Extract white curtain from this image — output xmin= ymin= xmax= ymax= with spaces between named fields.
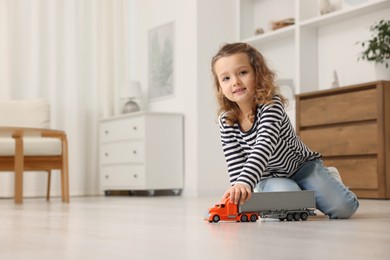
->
xmin=0 ymin=0 xmax=130 ymax=197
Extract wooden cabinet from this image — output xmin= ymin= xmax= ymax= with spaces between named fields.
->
xmin=99 ymin=112 xmax=184 ymax=195
xmin=296 ymin=81 xmax=390 ymax=199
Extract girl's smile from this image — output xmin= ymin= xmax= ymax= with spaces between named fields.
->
xmin=233 ymin=87 xmax=246 ymax=94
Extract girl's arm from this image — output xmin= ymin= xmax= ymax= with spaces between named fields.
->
xmin=219 ymin=115 xmax=252 ymax=204
xmin=219 ymin=97 xmax=285 ymax=203
xmin=235 ymin=98 xmax=284 ymax=189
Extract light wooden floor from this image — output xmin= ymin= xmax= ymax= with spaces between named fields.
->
xmin=0 ymin=195 xmax=389 ymax=260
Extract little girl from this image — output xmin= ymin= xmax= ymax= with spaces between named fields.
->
xmin=211 ymin=42 xmax=359 ymax=219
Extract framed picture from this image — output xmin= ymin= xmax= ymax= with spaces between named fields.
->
xmin=148 ymin=22 xmax=175 ymax=100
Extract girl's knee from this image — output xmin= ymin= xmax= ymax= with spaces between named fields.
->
xmin=325 ymin=194 xmax=360 ymax=219
xmin=256 ymin=178 xmax=301 ymax=192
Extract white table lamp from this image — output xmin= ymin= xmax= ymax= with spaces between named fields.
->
xmin=120 ymin=81 xmax=142 ymax=113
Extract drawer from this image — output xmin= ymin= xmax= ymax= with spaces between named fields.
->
xmin=100 ymin=165 xmax=145 ymax=188
xmin=100 ymin=141 xmax=144 ymax=164
xmin=100 ymin=117 xmax=144 ymax=142
xmin=300 ymin=123 xmax=377 ymax=156
xmin=324 ymin=158 xmax=378 ymax=190
xmin=299 ymin=88 xmax=377 ymax=127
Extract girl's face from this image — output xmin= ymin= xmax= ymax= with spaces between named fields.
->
xmin=214 ymin=53 xmax=256 ymax=107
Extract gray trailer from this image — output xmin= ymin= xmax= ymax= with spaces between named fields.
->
xmin=239 ymin=191 xmax=316 ymax=221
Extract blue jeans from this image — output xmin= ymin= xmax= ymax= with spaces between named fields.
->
xmin=254 ymin=159 xmax=359 ymax=219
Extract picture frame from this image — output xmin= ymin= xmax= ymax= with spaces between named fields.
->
xmin=148 ymin=22 xmax=175 ymax=101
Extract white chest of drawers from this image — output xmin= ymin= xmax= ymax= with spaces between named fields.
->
xmin=99 ymin=112 xmax=184 ymax=195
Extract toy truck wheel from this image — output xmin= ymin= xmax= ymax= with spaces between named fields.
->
xmin=293 ymin=213 xmax=301 ymax=221
xmin=286 ymin=213 xmax=294 ymax=221
xmin=300 ymin=212 xmax=309 ymax=221
xmin=250 ymin=214 xmax=258 ymax=222
xmin=212 ymin=215 xmax=220 ymax=223
xmin=240 ymin=214 xmax=249 ymax=222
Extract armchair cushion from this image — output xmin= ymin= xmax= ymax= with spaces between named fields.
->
xmin=0 ymin=137 xmax=62 ymax=156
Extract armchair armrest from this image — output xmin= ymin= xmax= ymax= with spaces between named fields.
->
xmin=0 ymin=127 xmax=67 ymax=140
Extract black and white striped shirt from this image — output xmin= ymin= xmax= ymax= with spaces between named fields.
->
xmin=219 ymin=95 xmax=321 ymax=190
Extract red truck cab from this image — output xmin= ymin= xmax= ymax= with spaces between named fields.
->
xmin=206 ymin=197 xmax=259 ymax=223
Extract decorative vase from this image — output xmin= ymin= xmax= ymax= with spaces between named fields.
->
xmin=122 ymin=100 xmax=140 ymax=113
xmin=319 ymin=0 xmax=334 ymax=15
xmin=374 ymin=60 xmax=390 ymax=81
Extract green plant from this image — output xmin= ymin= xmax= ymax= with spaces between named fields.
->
xmin=357 ymin=19 xmax=390 ymax=68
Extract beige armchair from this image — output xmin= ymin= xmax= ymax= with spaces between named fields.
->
xmin=0 ymin=100 xmax=69 ymax=203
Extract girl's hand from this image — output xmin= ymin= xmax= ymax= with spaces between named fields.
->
xmin=222 ymin=183 xmax=252 ymax=205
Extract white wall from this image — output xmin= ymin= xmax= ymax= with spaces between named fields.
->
xmin=196 ymin=0 xmax=236 ymax=196
xmin=130 ymin=0 xmax=236 ymax=196
xmin=318 ymin=7 xmax=390 ymax=89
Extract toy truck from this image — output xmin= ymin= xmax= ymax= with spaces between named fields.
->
xmin=205 ymin=190 xmax=316 ymax=223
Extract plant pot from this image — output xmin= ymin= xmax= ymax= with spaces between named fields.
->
xmin=375 ymin=60 xmax=390 ymax=81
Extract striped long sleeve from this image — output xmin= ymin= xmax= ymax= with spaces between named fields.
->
xmin=219 ymin=95 xmax=321 ymax=190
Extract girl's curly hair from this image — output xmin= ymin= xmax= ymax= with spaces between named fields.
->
xmin=211 ymin=42 xmax=286 ymax=125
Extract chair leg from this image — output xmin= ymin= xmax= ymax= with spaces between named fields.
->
xmin=61 ymin=135 xmax=70 ymax=203
xmin=46 ymin=170 xmax=51 ymax=201
xmin=14 ymin=133 xmax=24 ymax=204
xmin=61 ymin=169 xmax=65 ymax=201
xmin=14 ymin=165 xmax=23 ymax=203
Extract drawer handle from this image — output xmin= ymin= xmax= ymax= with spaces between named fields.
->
xmin=132 ymin=150 xmax=137 ymax=155
xmin=105 ymin=175 xmax=109 ymax=179
xmin=133 ymin=174 xmax=138 ymax=178
xmin=133 ymin=126 xmax=137 ymax=131
xmin=104 ymin=130 xmax=109 ymax=134
xmin=105 ymin=153 xmax=109 ymax=157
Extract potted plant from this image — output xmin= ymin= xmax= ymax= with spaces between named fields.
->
xmin=357 ymin=19 xmax=390 ymax=80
